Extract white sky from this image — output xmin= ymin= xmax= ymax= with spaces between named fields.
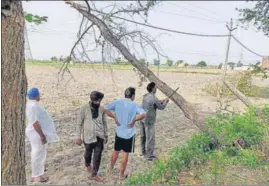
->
xmin=23 ymin=1 xmax=269 ymax=65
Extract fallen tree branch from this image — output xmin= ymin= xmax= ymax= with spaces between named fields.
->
xmin=222 ymin=79 xmax=253 ymax=106
xmin=65 ymin=1 xmax=208 ymax=130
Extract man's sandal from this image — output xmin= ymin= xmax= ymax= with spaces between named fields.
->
xmin=119 ymin=174 xmax=128 ymax=181
xmin=90 ymin=175 xmax=104 ymax=182
xmin=31 ymin=176 xmax=49 ymax=183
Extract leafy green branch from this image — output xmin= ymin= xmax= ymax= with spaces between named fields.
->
xmin=250 ymin=61 xmax=268 ymax=79
xmin=236 ymin=1 xmax=269 ymax=37
xmin=24 ymin=12 xmax=48 ymax=25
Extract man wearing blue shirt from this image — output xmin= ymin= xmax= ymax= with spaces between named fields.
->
xmin=104 ymin=87 xmax=146 ymax=180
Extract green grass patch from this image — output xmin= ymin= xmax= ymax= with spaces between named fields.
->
xmin=125 ymin=105 xmax=269 ymax=185
xmin=26 ymin=61 xmax=267 ymax=77
xmin=209 ymin=149 xmax=261 ymax=168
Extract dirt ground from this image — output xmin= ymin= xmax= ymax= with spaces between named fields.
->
xmin=25 ymin=65 xmax=269 ymax=185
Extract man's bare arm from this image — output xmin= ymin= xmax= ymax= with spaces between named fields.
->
xmin=103 ymin=109 xmax=120 ymax=125
xmin=33 ymin=121 xmax=47 ymax=144
xmin=134 ymin=113 xmax=146 ymax=122
xmin=128 ymin=113 xmax=146 ymax=128
xmin=33 ymin=121 xmax=45 ymax=138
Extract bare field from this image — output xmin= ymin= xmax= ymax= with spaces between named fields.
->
xmin=25 ymin=65 xmax=269 ymax=185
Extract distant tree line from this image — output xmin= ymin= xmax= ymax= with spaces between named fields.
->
xmin=43 ymin=57 xmax=248 ymax=70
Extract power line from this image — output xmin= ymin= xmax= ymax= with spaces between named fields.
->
xmin=110 ymin=14 xmax=264 ymax=57
xmin=155 ymin=10 xmax=225 ymax=24
xmin=173 ymin=51 xmax=244 ymax=58
xmin=231 ymin=35 xmax=264 ymax=58
xmin=182 ymin=2 xmax=227 ymax=22
xmin=166 ymin=2 xmax=226 ymax=23
xmin=28 ymin=28 xmax=77 ymax=35
xmin=110 ymin=15 xmax=229 ymax=37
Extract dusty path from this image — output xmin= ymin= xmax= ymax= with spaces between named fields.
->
xmin=25 ymin=66 xmax=269 ymax=185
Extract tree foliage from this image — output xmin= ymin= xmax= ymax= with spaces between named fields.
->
xmin=228 ymin=62 xmax=236 ymax=69
xmin=24 ymin=12 xmax=48 ymax=25
xmin=175 ymin=60 xmax=184 ymax=66
xmin=50 ymin=56 xmax=58 ymax=61
xmin=218 ymin=63 xmax=223 ymax=69
xmin=166 ymin=59 xmax=173 ymax=67
xmin=197 ymin=60 xmax=207 ymax=67
xmin=153 ymin=59 xmax=160 ymax=66
xmin=237 ymin=1 xmax=269 ymax=37
xmin=250 ymin=61 xmax=268 ymax=79
xmin=237 ymin=61 xmax=243 ymax=67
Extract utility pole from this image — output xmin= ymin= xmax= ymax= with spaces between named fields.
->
xmin=24 ymin=24 xmax=33 ymax=61
xmin=222 ymin=18 xmax=238 ymax=79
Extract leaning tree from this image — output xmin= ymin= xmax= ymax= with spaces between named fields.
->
xmin=1 ymin=1 xmax=27 ymax=184
xmin=61 ymin=0 xmax=208 ymax=130
xmin=62 ymin=0 xmax=263 ymax=118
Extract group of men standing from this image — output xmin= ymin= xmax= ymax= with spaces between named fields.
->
xmin=25 ymin=82 xmax=169 ymax=183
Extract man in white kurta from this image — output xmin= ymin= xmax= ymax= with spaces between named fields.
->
xmin=25 ymin=88 xmax=59 ymax=182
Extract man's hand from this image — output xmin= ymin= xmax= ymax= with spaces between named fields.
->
xmin=41 ymin=136 xmax=47 ymax=145
xmin=75 ymin=139 xmax=82 ymax=146
xmin=114 ymin=117 xmax=120 ymax=126
xmin=128 ymin=120 xmax=136 ymax=128
xmin=160 ymin=98 xmax=169 ymax=103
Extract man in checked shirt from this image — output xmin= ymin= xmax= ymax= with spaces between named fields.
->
xmin=75 ymin=91 xmax=117 ymax=182
xmin=140 ymin=82 xmax=169 ymax=161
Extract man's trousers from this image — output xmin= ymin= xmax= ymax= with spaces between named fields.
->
xmin=84 ymin=137 xmax=104 ymax=177
xmin=139 ymin=121 xmax=155 ymax=158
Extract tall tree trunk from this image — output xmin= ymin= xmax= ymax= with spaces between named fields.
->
xmin=66 ymin=2 xmax=206 ymax=130
xmin=1 ymin=1 xmax=27 ymax=185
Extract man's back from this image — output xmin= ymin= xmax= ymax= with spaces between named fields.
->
xmin=26 ymin=100 xmax=58 ymax=142
xmin=106 ymin=98 xmax=145 ymax=139
xmin=142 ymin=93 xmax=166 ymax=124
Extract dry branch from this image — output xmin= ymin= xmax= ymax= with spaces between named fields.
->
xmin=222 ymin=79 xmax=253 ymax=107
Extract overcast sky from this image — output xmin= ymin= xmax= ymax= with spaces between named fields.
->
xmin=23 ymin=1 xmax=269 ymax=65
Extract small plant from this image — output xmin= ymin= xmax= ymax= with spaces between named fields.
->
xmin=71 ymin=99 xmax=81 ymax=107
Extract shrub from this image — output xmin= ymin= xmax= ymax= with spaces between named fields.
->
xmin=205 ymin=106 xmax=266 ymax=147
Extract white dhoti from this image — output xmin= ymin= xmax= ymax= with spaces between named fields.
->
xmin=27 ymin=132 xmax=48 ymax=177
xmin=31 ymin=142 xmax=48 ymax=177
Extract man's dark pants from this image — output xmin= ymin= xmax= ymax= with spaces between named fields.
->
xmin=84 ymin=136 xmax=104 ymax=177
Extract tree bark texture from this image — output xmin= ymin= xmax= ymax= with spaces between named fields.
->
xmin=66 ymin=1 xmax=206 ymax=130
xmin=1 ymin=1 xmax=27 ymax=185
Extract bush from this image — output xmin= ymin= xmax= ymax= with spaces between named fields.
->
xmin=205 ymin=107 xmax=266 ymax=147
